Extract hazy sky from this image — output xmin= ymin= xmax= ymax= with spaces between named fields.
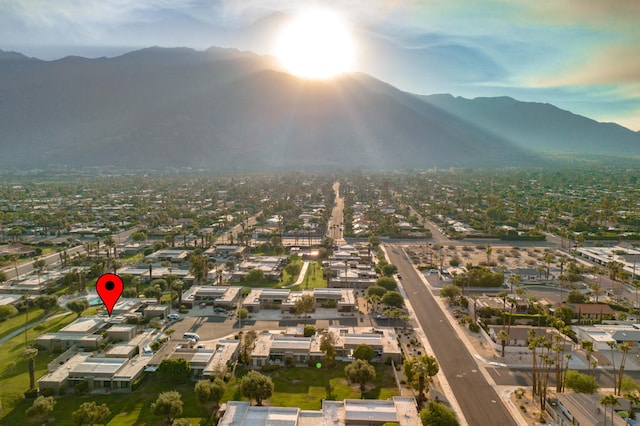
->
xmin=2 ymin=0 xmax=639 ymax=130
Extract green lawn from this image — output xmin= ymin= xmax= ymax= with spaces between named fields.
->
xmin=289 ymin=261 xmax=327 ymax=291
xmin=1 ymin=338 xmax=397 ymax=424
xmin=0 ymin=311 xmax=76 ymax=422
xmin=0 ymin=308 xmax=46 ymax=341
xmin=1 ymin=377 xmax=209 ymax=426
xmin=227 ymin=362 xmax=398 ymax=410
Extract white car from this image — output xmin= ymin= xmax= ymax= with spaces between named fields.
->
xmin=167 ymin=313 xmax=180 ymax=320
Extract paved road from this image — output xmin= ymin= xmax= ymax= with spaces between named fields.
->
xmin=486 ymin=367 xmax=625 ymax=389
xmin=386 ymin=244 xmax=518 ymax=425
xmin=327 ymin=182 xmax=346 ymax=245
xmin=2 ymin=227 xmax=139 ymax=281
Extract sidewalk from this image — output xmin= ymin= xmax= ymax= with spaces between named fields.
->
xmin=408 ymin=253 xmax=530 ymax=426
xmin=380 ymin=245 xmax=470 ymax=426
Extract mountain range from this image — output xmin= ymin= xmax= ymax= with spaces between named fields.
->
xmin=0 ymin=46 xmax=638 ymax=170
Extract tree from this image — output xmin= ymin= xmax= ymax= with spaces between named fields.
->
xmin=131 ymin=231 xmax=148 ymax=242
xmin=616 ymin=343 xmax=632 ymax=396
xmin=172 ymin=280 xmax=185 ymax=308
xmin=72 ymin=401 xmax=111 ymax=426
xmin=497 ymin=329 xmax=509 ymax=357
xmin=0 ymin=305 xmax=18 ymax=320
xmin=189 ymin=254 xmax=209 ymax=285
xmin=0 ymin=270 xmax=7 ymax=284
xmin=600 ymin=394 xmax=620 ymax=426
xmin=303 ymin=325 xmax=316 ymax=337
xmin=33 ymin=295 xmax=58 ymax=312
xmin=194 ymin=378 xmax=225 ymax=415
xmin=143 ymin=285 xmax=161 ymax=300
xmin=440 ymin=284 xmax=461 ymax=304
xmin=344 ymin=359 xmax=376 ymax=394
xmin=419 ymin=401 xmax=459 ymax=426
xmin=320 ymin=331 xmax=337 ymax=367
xmin=66 ymin=298 xmax=89 ymax=318
xmin=382 ymin=291 xmax=404 ymax=308
xmin=564 ymin=370 xmax=599 ymax=393
xmin=554 ymin=305 xmax=574 ymax=325
xmin=240 ymin=371 xmax=274 ymax=406
xmin=376 ymin=276 xmax=398 ymax=291
xmin=623 ymin=391 xmax=640 ymax=424
xmin=26 ymin=396 xmax=56 ymax=424
xmin=381 ymin=264 xmax=398 ymax=276
xmin=32 ymin=258 xmax=47 ymax=284
xmin=566 ymin=289 xmax=588 ymax=304
xmin=367 ymin=285 xmax=387 ymax=298
xmin=352 ymin=344 xmax=375 ymax=362
xmin=245 ymin=269 xmax=265 ymax=283
xmin=412 ymin=355 xmax=440 ymax=407
xmin=152 ymin=391 xmax=184 ymax=425
xmin=25 ymin=347 xmax=38 ymax=389
xmin=295 ymin=293 xmax=316 ymax=314
xmin=158 ymin=358 xmax=191 ymax=383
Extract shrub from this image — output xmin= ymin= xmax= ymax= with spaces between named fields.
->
xmin=24 ymin=388 xmax=38 ymax=399
xmin=40 ymin=388 xmax=54 ymax=397
xmin=468 ymin=322 xmax=480 ymax=333
xmin=261 ymin=364 xmax=281 ymax=373
xmin=74 ymin=381 xmax=89 ymax=396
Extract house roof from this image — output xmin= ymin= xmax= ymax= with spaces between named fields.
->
xmin=569 ymin=303 xmax=615 ymax=315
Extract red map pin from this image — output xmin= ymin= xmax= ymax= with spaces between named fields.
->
xmin=96 ymin=273 xmax=124 ymax=316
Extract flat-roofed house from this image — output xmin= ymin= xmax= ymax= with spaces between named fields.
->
xmin=251 ymin=333 xmax=312 ymax=368
xmin=145 ymin=249 xmax=189 ymax=263
xmin=181 ymin=285 xmax=242 ymax=308
xmin=66 ymin=356 xmax=148 ymax=393
xmin=219 ymin=398 xmax=421 ymax=426
xmin=203 ymin=339 xmax=241 ymax=378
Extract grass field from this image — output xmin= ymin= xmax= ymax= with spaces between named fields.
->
xmin=1 ymin=359 xmax=398 ymax=424
xmin=0 ymin=308 xmax=46 ymax=341
xmin=0 ymin=311 xmax=76 ymax=422
xmin=289 ymin=261 xmax=327 ymax=291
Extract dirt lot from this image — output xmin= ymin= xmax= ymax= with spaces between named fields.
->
xmin=405 ymin=243 xmax=557 ymax=273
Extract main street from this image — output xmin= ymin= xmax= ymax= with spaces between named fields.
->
xmin=327 ymin=181 xmax=346 ymax=245
xmin=1 ymin=227 xmax=138 ymax=280
xmin=385 ymin=243 xmax=518 ymax=426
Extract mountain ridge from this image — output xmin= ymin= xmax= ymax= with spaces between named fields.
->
xmin=0 ymin=46 xmax=637 ymax=170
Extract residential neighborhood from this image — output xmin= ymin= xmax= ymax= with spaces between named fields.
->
xmin=1 ymin=170 xmax=640 ymax=425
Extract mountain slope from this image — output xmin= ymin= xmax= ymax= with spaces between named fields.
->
xmin=0 ymin=47 xmax=537 ymax=170
xmin=420 ymin=94 xmax=640 ymax=154
xmin=2 ymin=46 xmax=637 ymax=170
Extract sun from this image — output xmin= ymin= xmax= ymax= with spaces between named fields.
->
xmin=275 ymin=9 xmax=356 ymax=79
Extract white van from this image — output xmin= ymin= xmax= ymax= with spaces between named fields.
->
xmin=183 ymin=332 xmax=200 ymax=341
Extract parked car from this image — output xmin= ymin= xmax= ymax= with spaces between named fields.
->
xmin=167 ymin=313 xmax=180 ymax=320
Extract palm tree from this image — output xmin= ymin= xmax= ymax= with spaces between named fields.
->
xmin=172 ymin=280 xmax=184 ymax=309
xmin=133 ymin=276 xmax=141 ymax=298
xmin=582 ymin=340 xmax=595 ymax=376
xmin=9 ymin=254 xmax=20 ymax=281
xmin=412 ymin=355 xmax=439 ymax=408
xmin=497 ymin=329 xmax=509 ymax=357
xmin=623 ymin=391 xmax=640 ymax=425
xmin=147 ymin=260 xmax=153 ymax=282
xmin=590 ymin=282 xmax=603 ymax=304
xmin=25 ymin=347 xmax=38 ymax=389
xmin=22 ymin=291 xmax=30 ymax=347
xmin=32 ymin=257 xmax=46 ymax=285
xmin=616 ymin=343 xmax=632 ymax=396
xmin=600 ymin=394 xmax=620 ymax=426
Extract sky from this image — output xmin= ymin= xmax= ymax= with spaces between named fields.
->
xmin=1 ymin=0 xmax=639 ymax=131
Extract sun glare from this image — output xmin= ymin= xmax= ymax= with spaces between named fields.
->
xmin=275 ymin=9 xmax=356 ymax=79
